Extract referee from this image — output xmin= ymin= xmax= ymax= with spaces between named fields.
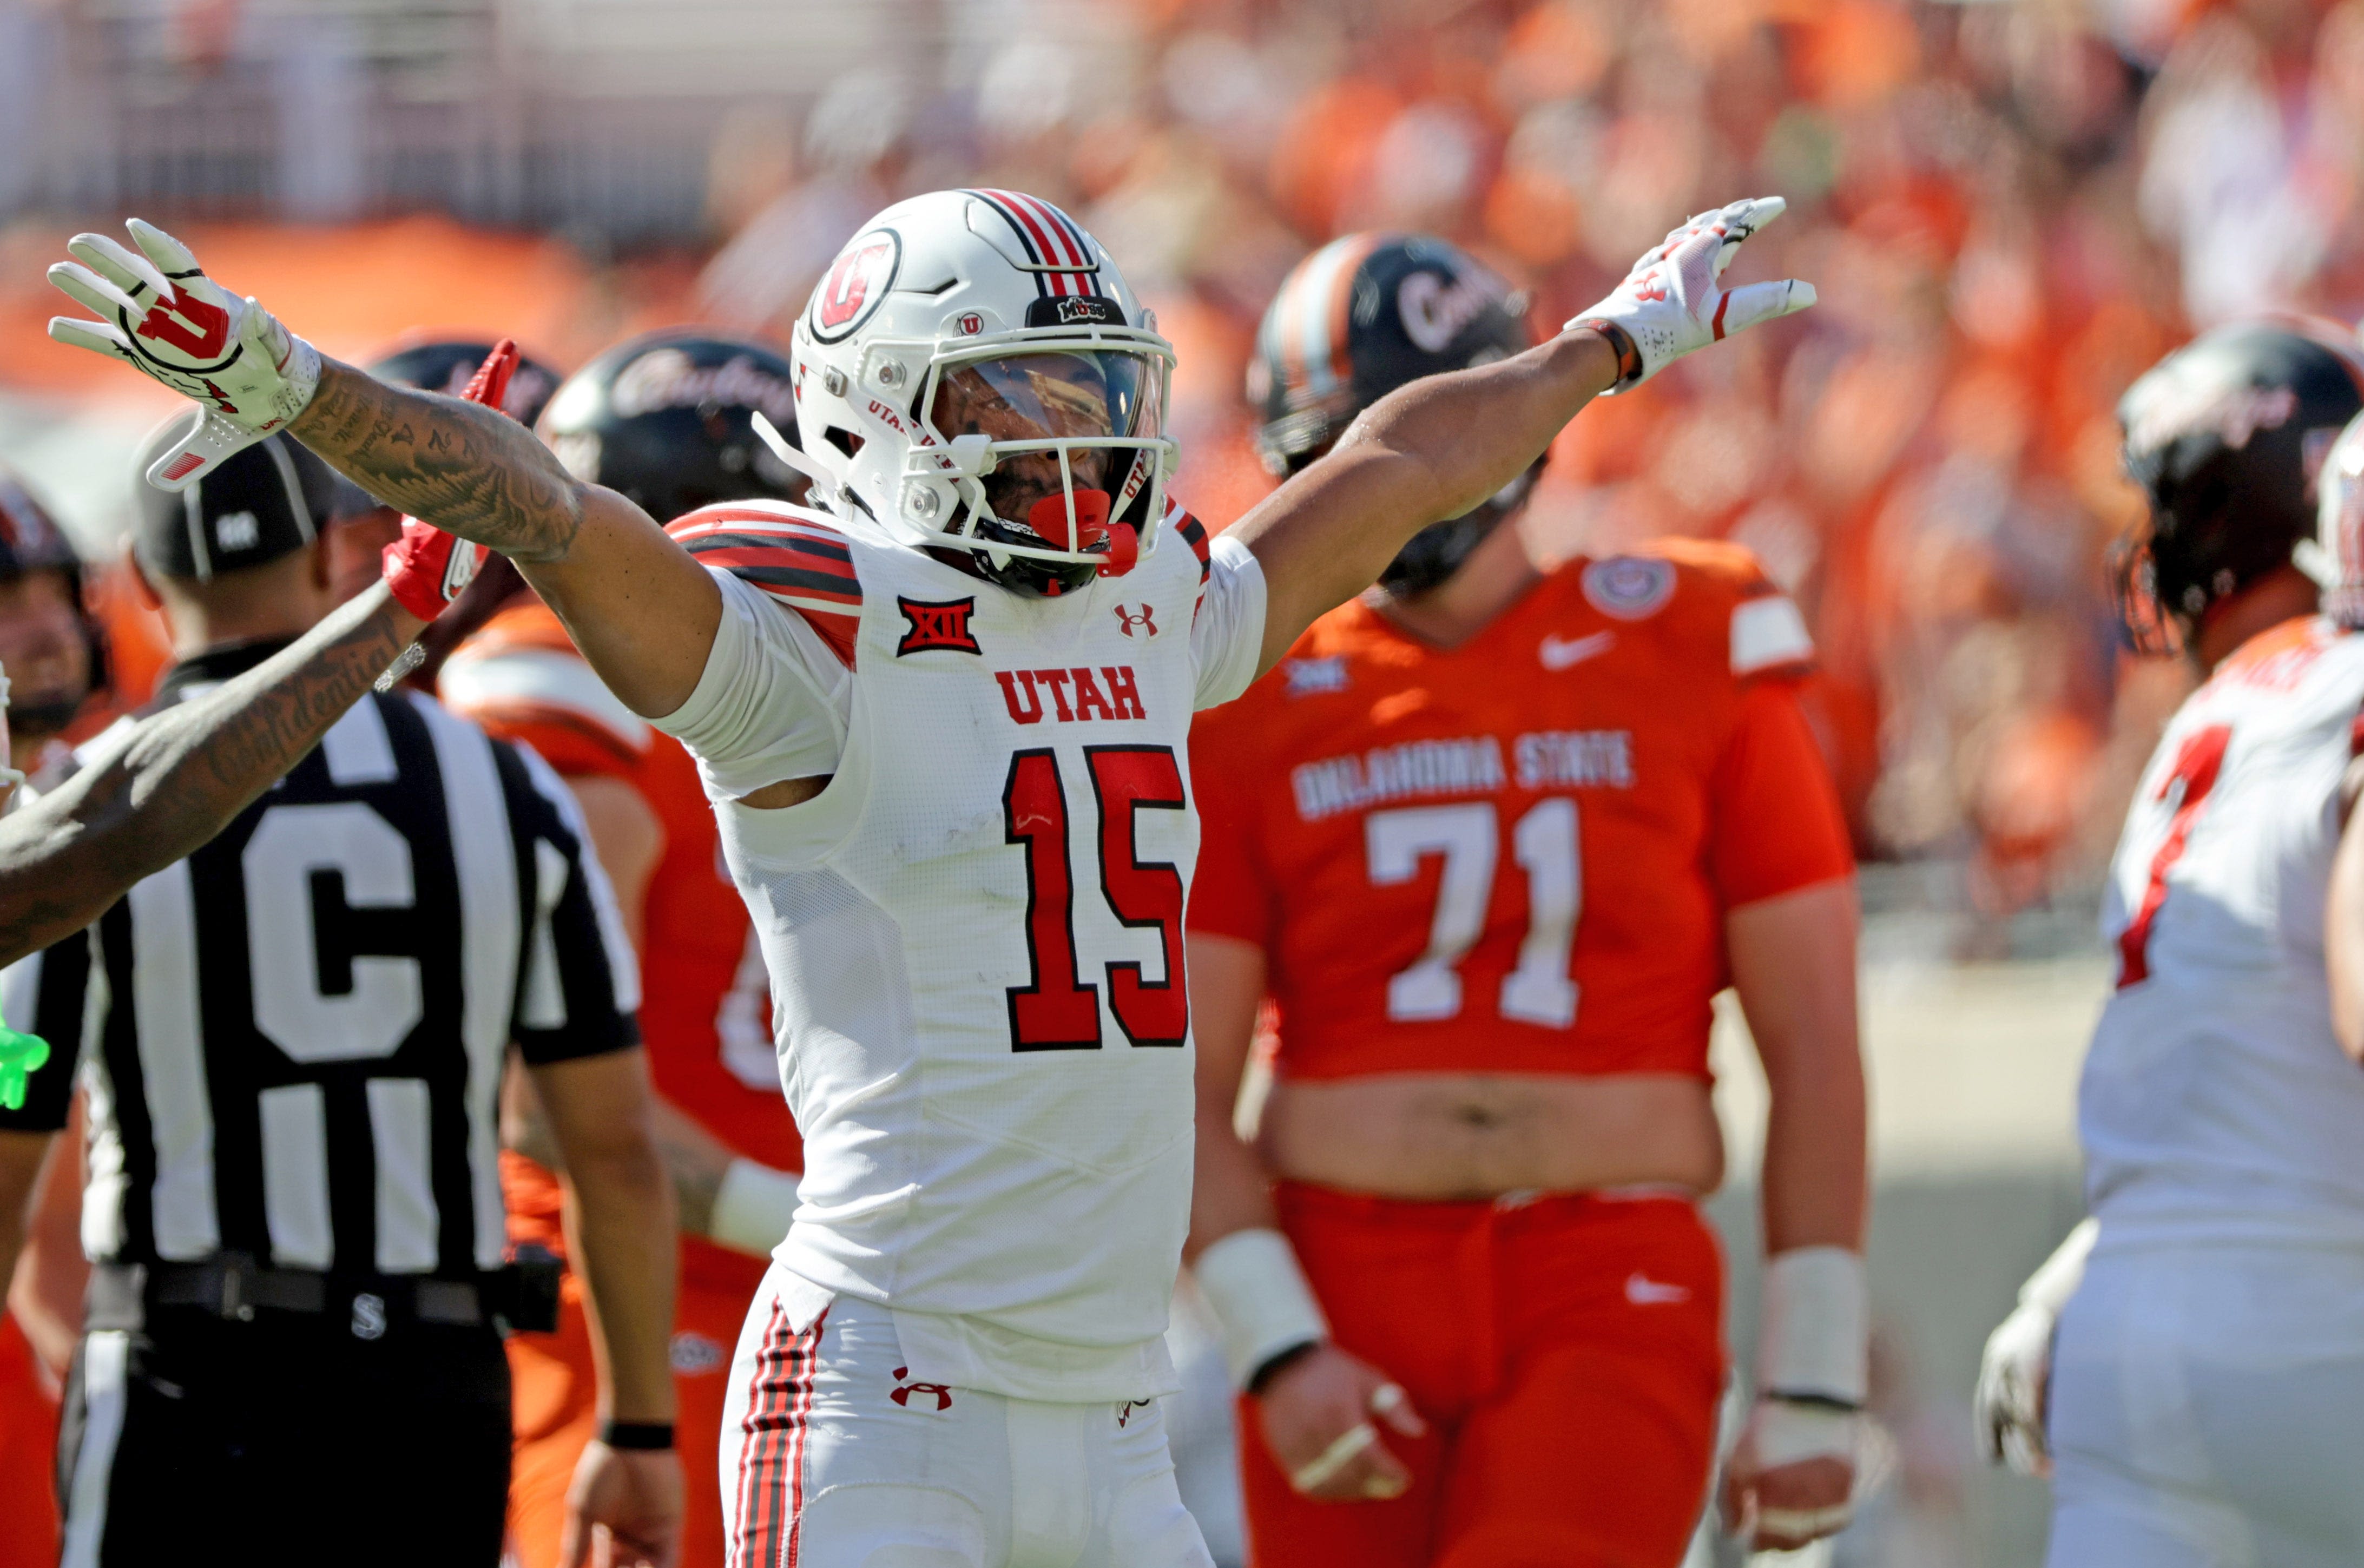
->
xmin=0 ymin=425 xmax=680 ymax=1567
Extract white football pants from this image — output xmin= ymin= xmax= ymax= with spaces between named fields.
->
xmin=2045 ymin=1242 xmax=2364 ymax=1568
xmin=719 ymin=1264 xmax=1214 ymax=1568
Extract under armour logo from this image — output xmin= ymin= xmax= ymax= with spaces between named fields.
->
xmin=351 ymin=1293 xmax=388 ymax=1340
xmin=890 ymin=1367 xmax=953 ymax=1412
xmin=1112 ymin=603 xmax=1157 ymax=638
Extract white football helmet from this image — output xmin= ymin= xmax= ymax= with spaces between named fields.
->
xmin=788 ymin=188 xmax=1177 ymax=597
xmin=2315 ymin=407 xmax=2364 ymax=630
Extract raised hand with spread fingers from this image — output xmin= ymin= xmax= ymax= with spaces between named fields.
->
xmin=48 ymin=219 xmax=321 ymax=489
xmin=1568 ymin=195 xmax=1816 ymax=392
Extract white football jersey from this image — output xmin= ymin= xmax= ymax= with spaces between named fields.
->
xmin=2085 ymin=616 xmax=2364 ymax=1250
xmin=653 ymin=499 xmax=1266 ymax=1402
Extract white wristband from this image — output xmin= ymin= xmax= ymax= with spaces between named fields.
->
xmin=2019 ymin=1218 xmax=2097 ymax=1316
xmin=1193 ymin=1228 xmax=1329 ymax=1391
xmin=708 ymin=1159 xmax=800 ymax=1257
xmin=1756 ymin=1246 xmax=1867 ymax=1406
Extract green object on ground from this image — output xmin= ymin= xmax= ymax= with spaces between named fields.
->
xmin=0 ymin=1026 xmax=48 ymax=1111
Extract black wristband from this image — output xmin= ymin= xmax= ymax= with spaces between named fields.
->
xmin=1572 ymin=317 xmax=1643 ymax=387
xmin=600 ymin=1420 xmax=676 ymax=1451
xmin=1244 ymin=1339 xmax=1322 ymax=1398
xmin=1761 ymin=1388 xmax=1865 ymax=1415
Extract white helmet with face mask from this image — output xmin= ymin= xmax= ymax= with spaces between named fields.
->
xmin=787 ymin=188 xmax=1177 ymax=598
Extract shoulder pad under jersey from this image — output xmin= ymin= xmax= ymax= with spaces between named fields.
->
xmin=668 ymin=501 xmax=861 ymax=666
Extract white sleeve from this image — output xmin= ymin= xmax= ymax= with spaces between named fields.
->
xmin=651 ymin=569 xmax=853 ymax=800
xmin=1191 ymin=535 xmax=1269 ymax=711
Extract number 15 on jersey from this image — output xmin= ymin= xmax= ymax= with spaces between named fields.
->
xmin=1003 ymin=746 xmax=1191 ymax=1052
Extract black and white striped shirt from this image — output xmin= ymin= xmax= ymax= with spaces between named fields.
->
xmin=0 ymin=639 xmax=639 ymax=1279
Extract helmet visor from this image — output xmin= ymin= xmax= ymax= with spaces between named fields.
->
xmin=928 ymin=350 xmax=1163 ymax=530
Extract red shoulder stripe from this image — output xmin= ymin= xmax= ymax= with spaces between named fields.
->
xmin=1168 ymin=503 xmax=1211 ymax=584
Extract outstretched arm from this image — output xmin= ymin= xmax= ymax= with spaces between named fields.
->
xmin=1234 ymin=197 xmax=1812 ymax=670
xmin=46 ymin=222 xmax=720 ymax=720
xmin=0 ymin=584 xmax=424 ymax=967
xmin=291 ymin=362 xmax=722 ymax=719
xmin=1233 ymin=328 xmax=1618 ymax=668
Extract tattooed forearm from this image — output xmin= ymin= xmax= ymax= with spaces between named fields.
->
xmin=0 ymin=586 xmax=425 ymax=965
xmin=292 ymin=358 xmax=585 ymax=563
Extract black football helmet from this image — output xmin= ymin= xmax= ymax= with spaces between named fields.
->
xmin=1249 ymin=234 xmax=1537 ymax=595
xmin=538 ymin=330 xmax=809 ymax=524
xmin=0 ymin=467 xmax=104 ymax=739
xmin=367 ymin=338 xmax=564 ymax=428
xmin=2115 ymin=318 xmax=2364 ymax=652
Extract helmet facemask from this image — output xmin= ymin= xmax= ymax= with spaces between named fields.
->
xmin=901 ymin=328 xmax=1175 ymax=598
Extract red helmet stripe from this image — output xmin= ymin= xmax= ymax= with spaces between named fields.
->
xmin=977 ymin=189 xmax=1073 ymax=295
xmin=1014 ymin=191 xmax=1092 ymax=273
xmin=962 ymin=189 xmax=1052 ymax=298
xmin=978 ymin=188 xmax=1102 ymax=298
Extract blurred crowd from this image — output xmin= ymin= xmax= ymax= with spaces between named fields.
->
xmin=19 ymin=0 xmax=2364 ymax=916
xmin=689 ymin=0 xmax=2364 ymax=917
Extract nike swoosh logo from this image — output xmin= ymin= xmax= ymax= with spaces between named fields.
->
xmin=1540 ymin=631 xmax=1616 ymax=670
xmin=1625 ymin=1271 xmax=1691 ymax=1306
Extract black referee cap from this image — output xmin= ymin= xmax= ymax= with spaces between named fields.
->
xmin=133 ymin=414 xmax=365 ymax=582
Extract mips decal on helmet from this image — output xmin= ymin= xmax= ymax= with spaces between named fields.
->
xmin=788 ymin=190 xmax=1180 ymax=599
xmin=2112 ymin=317 xmax=2364 ymax=654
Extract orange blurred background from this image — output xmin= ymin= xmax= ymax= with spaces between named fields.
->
xmin=8 ymin=0 xmax=2364 ymax=924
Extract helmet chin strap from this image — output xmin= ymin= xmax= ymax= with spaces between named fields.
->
xmin=749 ymin=412 xmax=841 ymax=493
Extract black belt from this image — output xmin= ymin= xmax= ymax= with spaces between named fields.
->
xmin=87 ymin=1255 xmax=555 ymax=1334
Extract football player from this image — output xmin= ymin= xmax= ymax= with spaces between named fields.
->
xmin=0 ymin=469 xmax=102 ymax=1568
xmin=1185 ymin=234 xmax=1866 ymax=1566
xmin=44 ymin=192 xmax=1811 ymax=1565
xmin=0 ymin=471 xmax=104 ymax=780
xmin=1976 ymin=320 xmax=2364 ymax=1566
xmin=432 ymin=331 xmax=810 ymax=1568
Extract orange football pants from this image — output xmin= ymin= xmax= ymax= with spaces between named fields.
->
xmin=507 ymin=1247 xmax=766 ymax=1568
xmin=1240 ymin=1183 xmax=1725 ymax=1568
xmin=0 ymin=1315 xmax=61 ymax=1568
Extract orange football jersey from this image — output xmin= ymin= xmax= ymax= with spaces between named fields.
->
xmin=1189 ymin=539 xmax=1851 ymax=1082
xmin=439 ymin=600 xmax=802 ymax=1277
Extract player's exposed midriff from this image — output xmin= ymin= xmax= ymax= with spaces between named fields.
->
xmin=1254 ymin=1069 xmax=1723 ymax=1201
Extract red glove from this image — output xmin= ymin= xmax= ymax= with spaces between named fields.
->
xmin=381 ymin=340 xmax=519 ymax=621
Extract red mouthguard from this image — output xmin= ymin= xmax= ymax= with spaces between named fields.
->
xmin=1026 ymin=488 xmax=1111 ymax=551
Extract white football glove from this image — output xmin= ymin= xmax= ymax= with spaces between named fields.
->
xmin=1729 ymin=1396 xmax=1862 ymax=1541
xmin=1566 ymin=196 xmax=1815 ymax=392
xmin=1974 ymin=1218 xmax=2097 ymax=1478
xmin=47 ymin=219 xmax=321 ymax=491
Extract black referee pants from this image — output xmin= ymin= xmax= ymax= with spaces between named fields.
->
xmin=55 ymin=1305 xmax=512 ymax=1566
